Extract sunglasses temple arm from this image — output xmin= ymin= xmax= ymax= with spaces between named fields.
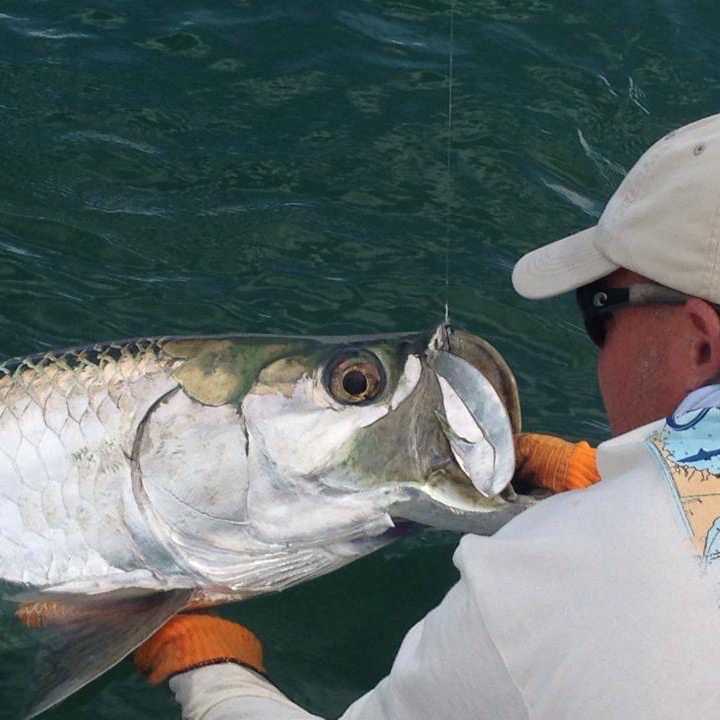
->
xmin=627 ymin=284 xmax=691 ymax=307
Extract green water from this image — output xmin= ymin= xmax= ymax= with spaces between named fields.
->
xmin=0 ymin=0 xmax=718 ymax=716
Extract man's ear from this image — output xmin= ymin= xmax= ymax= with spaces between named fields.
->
xmin=684 ymin=298 xmax=720 ymax=383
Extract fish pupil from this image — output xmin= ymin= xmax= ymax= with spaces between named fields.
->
xmin=343 ymin=369 xmax=367 ymax=396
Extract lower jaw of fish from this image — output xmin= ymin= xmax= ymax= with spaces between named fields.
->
xmin=388 ymin=479 xmax=550 ymax=537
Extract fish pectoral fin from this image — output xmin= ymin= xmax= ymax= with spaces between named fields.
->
xmin=21 ymin=588 xmax=192 ymax=720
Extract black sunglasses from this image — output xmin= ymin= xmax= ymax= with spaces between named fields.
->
xmin=576 ymin=280 xmax=693 ymax=347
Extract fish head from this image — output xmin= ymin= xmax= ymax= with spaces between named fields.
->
xmin=142 ymin=325 xmax=534 ymax=594
xmin=240 ymin=323 xmax=529 ymax=548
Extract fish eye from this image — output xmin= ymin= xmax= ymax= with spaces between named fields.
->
xmin=325 ymin=351 xmax=386 ymax=405
xmin=343 ymin=369 xmax=367 ymax=395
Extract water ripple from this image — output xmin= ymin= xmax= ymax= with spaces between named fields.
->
xmin=335 ymin=9 xmax=449 ymax=53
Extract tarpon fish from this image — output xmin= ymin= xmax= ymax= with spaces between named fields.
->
xmin=0 ymin=324 xmax=530 ymax=717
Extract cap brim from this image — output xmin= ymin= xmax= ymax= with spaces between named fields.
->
xmin=511 ymin=226 xmax=618 ymax=300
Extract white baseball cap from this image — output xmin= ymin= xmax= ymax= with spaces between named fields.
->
xmin=512 ymin=113 xmax=720 ymax=303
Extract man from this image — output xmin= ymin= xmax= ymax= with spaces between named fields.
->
xmin=136 ymin=113 xmax=720 ymax=718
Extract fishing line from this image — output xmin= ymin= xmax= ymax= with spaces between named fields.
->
xmin=443 ymin=0 xmax=455 ymax=327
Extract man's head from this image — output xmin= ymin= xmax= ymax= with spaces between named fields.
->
xmin=591 ymin=269 xmax=720 ymax=434
xmin=512 ymin=114 xmax=720 ymax=435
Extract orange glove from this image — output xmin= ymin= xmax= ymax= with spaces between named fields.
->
xmin=134 ymin=614 xmax=266 ymax=685
xmin=514 ymin=433 xmax=600 ymax=493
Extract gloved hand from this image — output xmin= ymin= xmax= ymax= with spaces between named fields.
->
xmin=134 ymin=613 xmax=265 ymax=685
xmin=514 ymin=433 xmax=600 ymax=493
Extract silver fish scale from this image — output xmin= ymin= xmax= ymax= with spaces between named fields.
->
xmin=0 ymin=341 xmax=182 ymax=591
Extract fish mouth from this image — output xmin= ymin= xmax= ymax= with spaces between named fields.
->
xmin=388 ymin=324 xmax=538 ymax=535
xmin=427 ymin=324 xmax=516 ymax=498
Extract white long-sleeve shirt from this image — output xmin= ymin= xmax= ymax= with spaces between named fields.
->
xmin=169 ymin=393 xmax=720 ymax=719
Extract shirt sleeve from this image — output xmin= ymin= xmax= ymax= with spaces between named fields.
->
xmin=168 ymin=538 xmax=527 ymax=720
